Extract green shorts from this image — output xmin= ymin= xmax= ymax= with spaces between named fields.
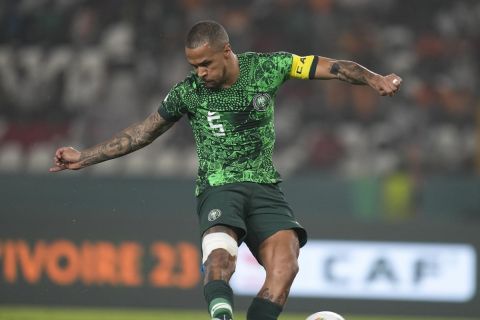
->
xmin=196 ymin=182 xmax=307 ymax=258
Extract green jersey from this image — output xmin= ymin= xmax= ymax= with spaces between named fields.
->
xmin=158 ymin=52 xmax=314 ymax=196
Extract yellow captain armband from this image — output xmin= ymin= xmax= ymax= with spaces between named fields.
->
xmin=289 ymin=54 xmax=319 ymax=79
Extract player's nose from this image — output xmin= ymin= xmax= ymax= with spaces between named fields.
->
xmin=198 ymin=67 xmax=207 ymax=78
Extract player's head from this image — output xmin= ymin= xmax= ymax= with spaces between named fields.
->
xmin=185 ymin=20 xmax=233 ymax=89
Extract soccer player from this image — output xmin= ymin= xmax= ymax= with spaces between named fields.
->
xmin=50 ymin=20 xmax=402 ymax=320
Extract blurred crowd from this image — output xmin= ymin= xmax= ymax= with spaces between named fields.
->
xmin=0 ymin=0 xmax=479 ymax=179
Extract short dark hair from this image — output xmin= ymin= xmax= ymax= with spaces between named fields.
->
xmin=185 ymin=20 xmax=229 ymax=50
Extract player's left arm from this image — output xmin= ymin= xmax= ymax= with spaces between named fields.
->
xmin=315 ymin=56 xmax=402 ymax=96
xmin=289 ymin=54 xmax=402 ymax=96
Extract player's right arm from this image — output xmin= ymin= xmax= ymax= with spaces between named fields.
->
xmin=49 ymin=111 xmax=174 ymax=172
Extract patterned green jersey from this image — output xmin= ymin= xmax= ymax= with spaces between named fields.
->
xmin=158 ymin=52 xmax=316 ymax=196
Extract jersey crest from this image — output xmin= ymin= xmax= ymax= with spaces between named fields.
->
xmin=252 ymin=93 xmax=272 ymax=112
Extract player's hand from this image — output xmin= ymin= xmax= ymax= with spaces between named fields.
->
xmin=49 ymin=147 xmax=83 ymax=172
xmin=370 ymin=73 xmax=402 ymax=96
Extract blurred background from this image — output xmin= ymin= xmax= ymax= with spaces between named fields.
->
xmin=1 ymin=0 xmax=480 ymax=221
xmin=0 ymin=0 xmax=479 ymax=319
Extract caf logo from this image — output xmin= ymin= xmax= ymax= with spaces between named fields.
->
xmin=208 ymin=209 xmax=222 ymax=221
xmin=252 ymin=93 xmax=272 ymax=111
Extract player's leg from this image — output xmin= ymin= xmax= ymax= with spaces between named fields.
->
xmin=246 ymin=229 xmax=300 ymax=320
xmin=197 ymin=184 xmax=250 ymax=320
xmin=244 ymin=183 xmax=307 ymax=320
xmin=202 ymin=225 xmax=238 ymax=320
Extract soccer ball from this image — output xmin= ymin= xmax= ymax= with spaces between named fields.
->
xmin=305 ymin=311 xmax=346 ymax=320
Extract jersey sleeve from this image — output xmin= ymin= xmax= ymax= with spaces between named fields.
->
xmin=157 ymin=84 xmax=188 ymax=122
xmin=267 ymin=52 xmax=295 ymax=84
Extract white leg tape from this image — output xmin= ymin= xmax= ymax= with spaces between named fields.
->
xmin=201 ymin=232 xmax=238 ymax=264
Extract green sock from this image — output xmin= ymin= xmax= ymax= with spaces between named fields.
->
xmin=246 ymin=297 xmax=283 ymax=320
xmin=204 ymin=280 xmax=234 ymax=319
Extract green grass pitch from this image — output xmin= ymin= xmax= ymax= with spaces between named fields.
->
xmin=0 ymin=306 xmax=475 ymax=320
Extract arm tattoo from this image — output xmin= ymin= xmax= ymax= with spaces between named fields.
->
xmin=79 ymin=112 xmax=173 ymax=167
xmin=329 ymin=61 xmax=374 ymax=85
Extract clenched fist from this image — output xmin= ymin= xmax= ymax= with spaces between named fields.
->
xmin=49 ymin=147 xmax=83 ymax=172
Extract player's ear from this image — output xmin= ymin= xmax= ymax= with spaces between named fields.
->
xmin=223 ymin=43 xmax=231 ymax=58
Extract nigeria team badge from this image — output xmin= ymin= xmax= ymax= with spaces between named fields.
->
xmin=208 ymin=209 xmax=222 ymax=221
xmin=252 ymin=93 xmax=272 ymax=111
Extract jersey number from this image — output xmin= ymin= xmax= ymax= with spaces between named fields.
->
xmin=207 ymin=111 xmax=225 ymax=137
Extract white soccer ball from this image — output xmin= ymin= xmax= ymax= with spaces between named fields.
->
xmin=306 ymin=311 xmax=346 ymax=320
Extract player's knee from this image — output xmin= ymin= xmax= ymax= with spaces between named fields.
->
xmin=268 ymin=259 xmax=299 ymax=282
xmin=283 ymin=259 xmax=299 ymax=279
xmin=202 ymin=232 xmax=238 ymax=279
xmin=204 ymin=248 xmax=236 ymax=274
